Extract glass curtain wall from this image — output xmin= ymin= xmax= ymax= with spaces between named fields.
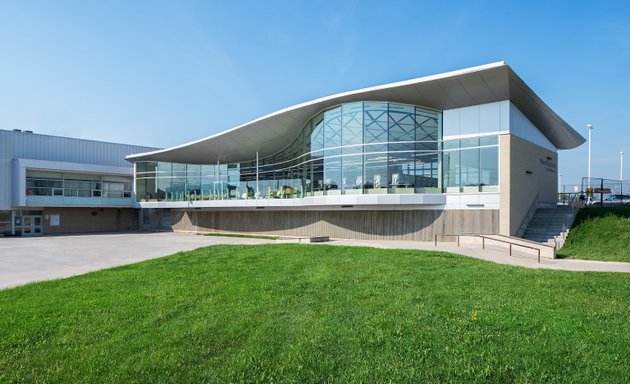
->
xmin=135 ymin=101 xmax=499 ymax=202
xmin=26 ymin=170 xmax=132 ymax=199
xmin=442 ymin=135 xmax=499 ymax=193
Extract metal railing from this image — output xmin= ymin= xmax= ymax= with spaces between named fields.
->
xmin=479 ymin=235 xmax=541 ymax=263
xmin=516 ymin=193 xmax=540 ymax=238
xmin=579 ymin=177 xmax=629 ymax=206
xmin=434 ymin=233 xmax=543 ymax=263
xmin=26 ymin=186 xmax=132 ymax=199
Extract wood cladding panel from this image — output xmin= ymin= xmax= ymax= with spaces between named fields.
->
xmin=43 ymin=207 xmax=137 ymax=234
xmin=169 ymin=209 xmax=499 ymax=241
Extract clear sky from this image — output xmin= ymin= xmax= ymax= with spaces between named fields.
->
xmin=1 ymin=0 xmax=628 ymax=186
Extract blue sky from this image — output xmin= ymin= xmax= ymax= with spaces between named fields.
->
xmin=1 ymin=0 xmax=628 ymax=186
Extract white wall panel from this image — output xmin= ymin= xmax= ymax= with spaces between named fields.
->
xmin=459 ymin=106 xmax=479 ymax=135
xmin=443 ymin=100 xmax=509 ymax=139
xmin=442 ymin=108 xmax=460 ymax=137
xmin=479 ymin=102 xmax=502 ymax=133
xmin=443 ymin=101 xmax=555 ymax=153
xmin=509 ymin=103 xmax=556 ymax=152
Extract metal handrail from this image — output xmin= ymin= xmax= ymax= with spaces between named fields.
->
xmin=479 ymin=235 xmax=541 ymax=263
xmin=434 ymin=233 xmax=543 ymax=263
xmin=516 ymin=193 xmax=540 ymax=237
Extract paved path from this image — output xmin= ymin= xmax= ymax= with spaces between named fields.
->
xmin=2 ymin=232 xmax=628 ymax=289
xmin=309 ymin=238 xmax=630 ymax=273
xmin=0 ymin=232 xmax=274 ymax=289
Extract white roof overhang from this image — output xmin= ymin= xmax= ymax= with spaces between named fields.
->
xmin=127 ymin=61 xmax=585 ymax=164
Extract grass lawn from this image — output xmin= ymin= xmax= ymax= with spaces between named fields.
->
xmin=558 ymin=206 xmax=630 ymax=262
xmin=1 ymin=244 xmax=628 ymax=383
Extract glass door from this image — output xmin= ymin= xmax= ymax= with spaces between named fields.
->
xmin=22 ymin=216 xmax=33 ymax=236
xmin=33 ymin=216 xmax=43 ymax=235
xmin=22 ymin=215 xmax=43 ymax=236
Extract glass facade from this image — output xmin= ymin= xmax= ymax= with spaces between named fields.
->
xmin=442 ymin=136 xmax=499 ymax=193
xmin=26 ymin=170 xmax=132 ymax=198
xmin=135 ymin=101 xmax=499 ymax=202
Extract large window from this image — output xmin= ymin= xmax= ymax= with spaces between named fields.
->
xmin=26 ymin=170 xmax=132 ymax=199
xmin=441 ymin=136 xmax=499 ymax=193
xmin=134 ymin=102 xmax=499 ymax=202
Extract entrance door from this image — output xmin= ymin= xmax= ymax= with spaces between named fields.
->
xmin=22 ymin=215 xmax=43 ymax=236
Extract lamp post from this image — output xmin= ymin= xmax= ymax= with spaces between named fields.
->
xmin=621 ymin=151 xmax=625 ymax=204
xmin=587 ymin=124 xmax=593 ymax=189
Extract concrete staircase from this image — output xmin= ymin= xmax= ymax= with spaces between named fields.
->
xmin=522 ymin=206 xmax=578 ymax=248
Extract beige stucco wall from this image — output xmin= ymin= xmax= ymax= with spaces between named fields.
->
xmin=499 ymin=134 xmax=557 ymax=236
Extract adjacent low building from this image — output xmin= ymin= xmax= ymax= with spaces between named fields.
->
xmin=0 ymin=129 xmax=157 ymax=236
xmin=126 ymin=62 xmax=585 ymax=240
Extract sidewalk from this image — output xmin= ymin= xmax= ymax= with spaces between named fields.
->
xmin=287 ymin=238 xmax=630 ymax=273
xmin=2 ymin=232 xmax=627 ymax=290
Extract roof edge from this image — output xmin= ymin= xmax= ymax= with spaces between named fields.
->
xmin=126 ymin=62 xmax=507 ymax=161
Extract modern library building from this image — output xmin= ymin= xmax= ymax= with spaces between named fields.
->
xmin=128 ymin=62 xmax=585 ymax=240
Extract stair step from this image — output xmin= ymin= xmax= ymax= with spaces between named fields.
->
xmin=521 ymin=206 xmax=578 ymax=243
xmin=528 ymin=226 xmax=567 ymax=230
xmin=529 ymin=220 xmax=565 ymax=224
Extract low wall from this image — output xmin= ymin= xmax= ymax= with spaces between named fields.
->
xmin=166 ymin=209 xmax=500 ymax=241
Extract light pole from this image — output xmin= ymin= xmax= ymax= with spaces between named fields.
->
xmin=621 ymin=151 xmax=624 ymax=180
xmin=559 ymin=173 xmax=562 ymax=193
xmin=587 ymin=124 xmax=593 ymax=189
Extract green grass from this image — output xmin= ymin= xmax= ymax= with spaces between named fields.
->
xmin=558 ymin=206 xmax=630 ymax=262
xmin=1 ymin=244 xmax=628 ymax=383
xmin=200 ymin=232 xmax=278 ymax=240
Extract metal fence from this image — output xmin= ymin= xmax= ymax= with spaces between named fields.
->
xmin=558 ymin=178 xmax=629 ymax=206
xmin=573 ymin=177 xmax=630 ymax=206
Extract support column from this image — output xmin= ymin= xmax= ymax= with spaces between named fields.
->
xmin=256 ymin=151 xmax=259 ymax=196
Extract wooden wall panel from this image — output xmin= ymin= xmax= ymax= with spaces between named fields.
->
xmin=168 ymin=209 xmax=499 ymax=241
xmin=43 ymin=207 xmax=137 ymax=234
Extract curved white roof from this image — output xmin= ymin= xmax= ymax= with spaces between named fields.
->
xmin=127 ymin=62 xmax=585 ymax=164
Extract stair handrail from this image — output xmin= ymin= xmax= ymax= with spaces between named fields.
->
xmin=516 ymin=193 xmax=540 ymax=237
xmin=434 ymin=233 xmax=552 ymax=263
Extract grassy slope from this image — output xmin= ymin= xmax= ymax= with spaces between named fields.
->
xmin=558 ymin=206 xmax=630 ymax=262
xmin=1 ymin=244 xmax=628 ymax=383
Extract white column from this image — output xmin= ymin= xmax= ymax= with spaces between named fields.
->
xmin=256 ymin=151 xmax=259 ymax=196
xmin=621 ymin=151 xmax=624 ymax=180
xmin=587 ymin=124 xmax=593 ymax=189
xmin=132 ymin=163 xmax=137 ymax=201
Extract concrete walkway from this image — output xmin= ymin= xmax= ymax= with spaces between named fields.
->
xmin=306 ymin=238 xmax=630 ymax=273
xmin=1 ymin=232 xmax=628 ymax=289
xmin=0 ymin=232 xmax=274 ymax=289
